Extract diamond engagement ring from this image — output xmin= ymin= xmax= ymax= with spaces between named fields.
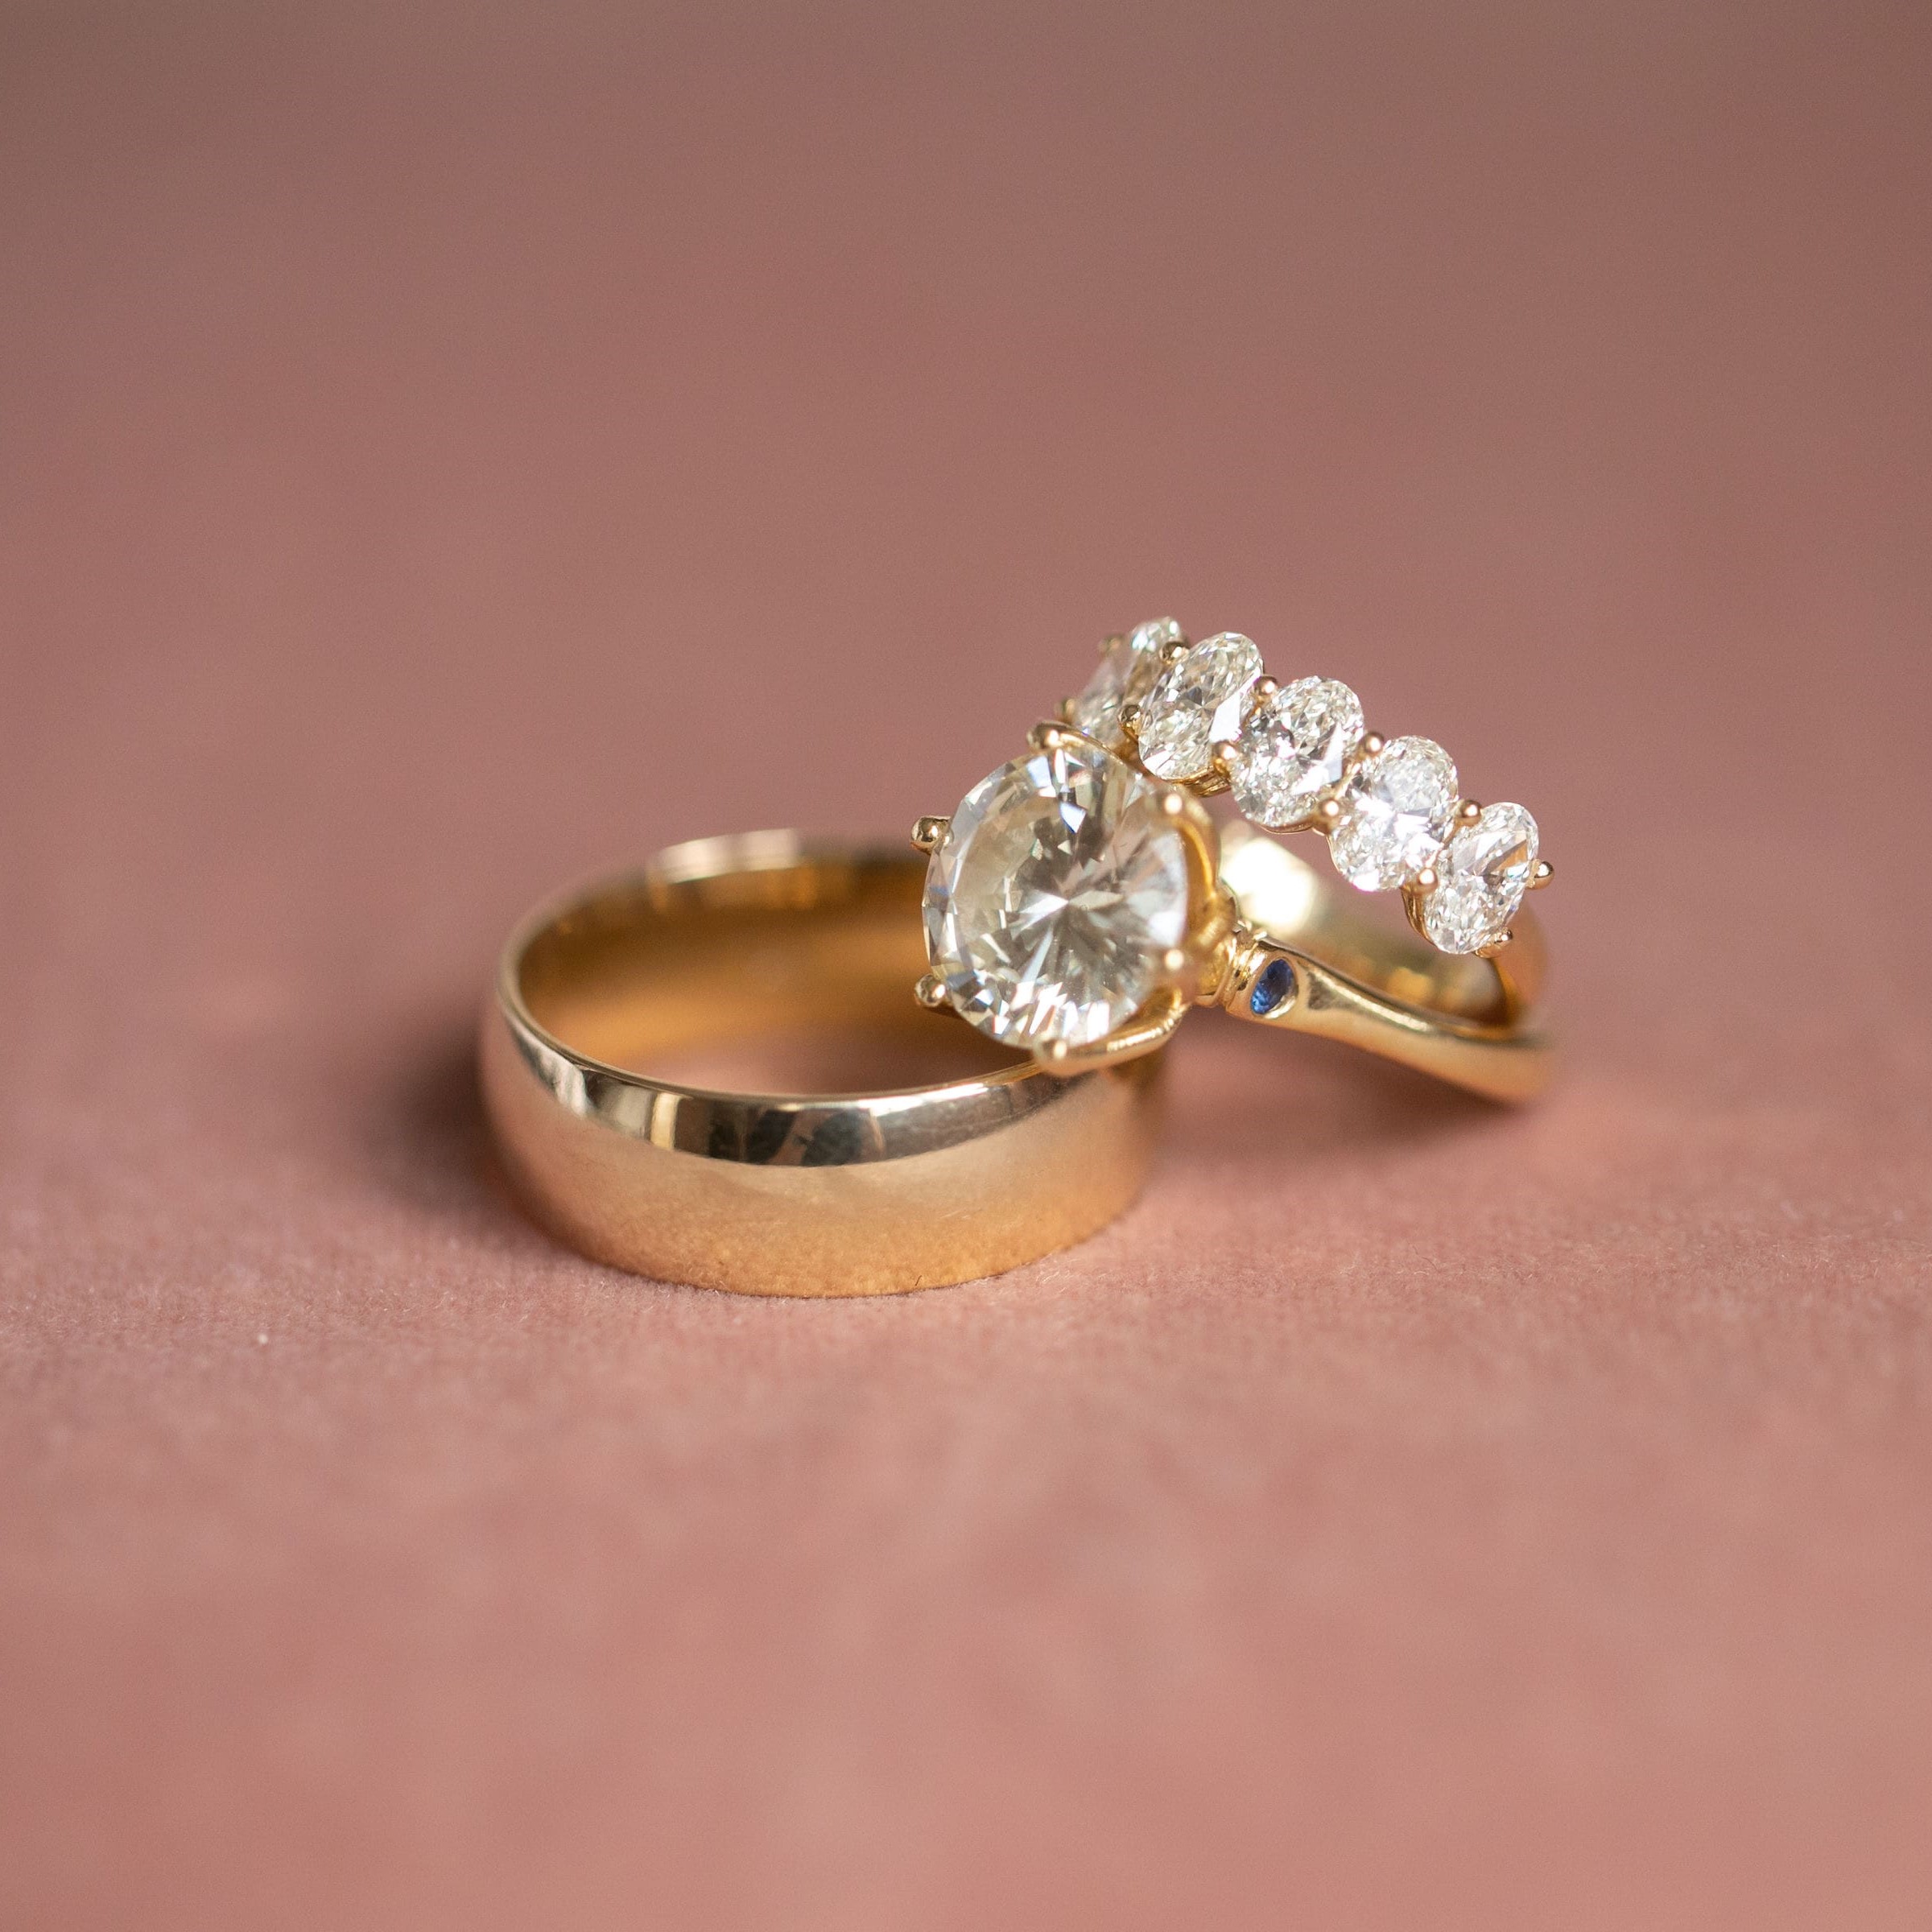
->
xmin=913 ymin=620 xmax=1554 ymax=1102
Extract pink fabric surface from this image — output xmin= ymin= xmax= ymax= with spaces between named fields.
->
xmin=3 ymin=3 xmax=1930 ymax=1926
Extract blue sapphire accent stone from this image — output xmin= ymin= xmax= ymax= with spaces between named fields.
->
xmin=1249 ymin=957 xmax=1295 ymax=1018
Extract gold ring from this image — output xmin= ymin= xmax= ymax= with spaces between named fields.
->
xmin=913 ymin=618 xmax=1553 ymax=1102
xmin=481 ymin=832 xmax=1163 ymax=1295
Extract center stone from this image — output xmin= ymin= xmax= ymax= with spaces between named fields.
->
xmin=923 ymin=740 xmax=1191 ymax=1049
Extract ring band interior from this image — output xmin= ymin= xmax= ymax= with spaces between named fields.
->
xmin=514 ymin=836 xmax=1022 ymax=1091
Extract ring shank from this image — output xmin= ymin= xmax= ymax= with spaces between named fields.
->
xmin=1216 ymin=824 xmax=1553 ymax=1101
xmin=482 ymin=833 xmax=1163 ymax=1295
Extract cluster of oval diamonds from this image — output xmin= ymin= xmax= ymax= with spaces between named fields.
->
xmin=1069 ymin=621 xmax=1545 ymax=956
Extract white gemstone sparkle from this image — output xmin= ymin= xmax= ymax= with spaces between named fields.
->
xmin=1070 ymin=617 xmax=1179 ymax=745
xmin=1059 ymin=616 xmax=1546 ymax=959
xmin=1327 ymin=736 xmax=1459 ymax=891
xmin=923 ymin=739 xmax=1191 ymax=1049
xmin=1420 ymin=803 xmax=1540 ymax=954
xmin=1228 ymin=677 xmax=1364 ymax=829
xmin=1136 ymin=632 xmax=1263 ymax=780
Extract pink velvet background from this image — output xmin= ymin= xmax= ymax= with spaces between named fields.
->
xmin=4 ymin=3 xmax=1930 ymax=1926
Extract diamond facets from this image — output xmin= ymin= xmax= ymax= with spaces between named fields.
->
xmin=1228 ymin=677 xmax=1364 ymax=829
xmin=923 ymin=739 xmax=1191 ymax=1049
xmin=1060 ymin=615 xmax=1549 ymax=962
xmin=1135 ymin=632 xmax=1263 ymax=781
xmin=1419 ymin=803 xmax=1540 ymax=954
xmin=1070 ymin=617 xmax=1181 ymax=746
xmin=1327 ymin=736 xmax=1459 ymax=891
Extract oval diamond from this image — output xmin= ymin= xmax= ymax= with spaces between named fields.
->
xmin=1229 ymin=677 xmax=1364 ymax=829
xmin=1327 ymin=736 xmax=1458 ymax=890
xmin=1070 ymin=617 xmax=1180 ymax=746
xmin=1420 ymin=803 xmax=1539 ymax=954
xmin=923 ymin=740 xmax=1191 ymax=1048
xmin=1136 ymin=632 xmax=1263 ymax=781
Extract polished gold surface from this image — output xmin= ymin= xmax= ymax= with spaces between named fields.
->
xmin=481 ymin=832 xmax=1165 ymax=1296
xmin=917 ymin=624 xmax=1558 ymax=1098
xmin=1214 ymin=822 xmax=1552 ymax=1103
xmin=914 ymin=758 xmax=1553 ymax=1101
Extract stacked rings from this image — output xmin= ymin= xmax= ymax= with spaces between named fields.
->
xmin=484 ymin=618 xmax=1556 ymax=1292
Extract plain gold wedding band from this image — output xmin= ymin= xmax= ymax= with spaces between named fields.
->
xmin=480 ymin=832 xmax=1164 ymax=1296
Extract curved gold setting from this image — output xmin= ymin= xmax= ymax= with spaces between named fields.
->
xmin=482 ymin=832 xmax=1164 ymax=1296
xmin=1090 ymin=621 xmax=1550 ymax=968
xmin=917 ymin=710 xmax=1553 ymax=1103
xmin=1213 ymin=822 xmax=1550 ymax=1103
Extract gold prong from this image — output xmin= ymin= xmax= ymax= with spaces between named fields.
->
xmin=1161 ymin=946 xmax=1187 ymax=976
xmin=1529 ymin=859 xmax=1554 ymax=890
xmin=910 ymin=815 xmax=950 ymax=853
xmin=1211 ymin=738 xmax=1239 ymax=776
xmin=1457 ymin=799 xmax=1483 ymax=825
xmin=1412 ymin=866 xmax=1439 ymax=894
xmin=1055 ymin=695 xmax=1076 ymax=723
xmin=1119 ymin=701 xmax=1142 ymax=741
xmin=1477 ymin=931 xmax=1515 ymax=958
xmin=1099 ymin=633 xmax=1125 ymax=657
xmin=914 ymin=973 xmax=949 ymax=1009
xmin=1253 ymin=676 xmax=1278 ymax=702
xmin=1029 ymin=720 xmax=1068 ymax=752
xmin=1360 ymin=731 xmax=1386 ymax=758
xmin=1317 ymin=797 xmax=1343 ymax=826
xmin=1162 ymin=638 xmax=1191 ymax=665
xmin=1037 ymin=985 xmax=1190 ymax=1073
xmin=1155 ymin=786 xmax=1228 ymax=993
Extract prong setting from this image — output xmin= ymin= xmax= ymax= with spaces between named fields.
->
xmin=1030 ymin=984 xmax=1193 ymax=1074
xmin=919 ymin=737 xmax=1204 ymax=1063
xmin=1416 ymin=801 xmax=1542 ymax=954
xmin=1086 ymin=622 xmax=1546 ymax=960
xmin=928 ymin=618 xmax=1548 ymax=1068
